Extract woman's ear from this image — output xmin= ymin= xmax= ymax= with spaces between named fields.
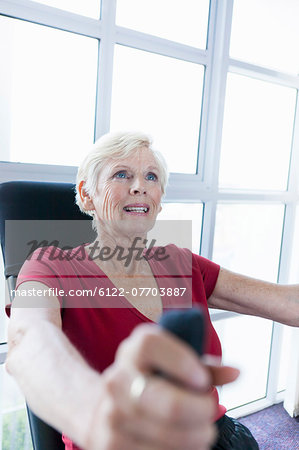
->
xmin=78 ymin=181 xmax=94 ymax=211
xmin=158 ymin=204 xmax=162 ymax=213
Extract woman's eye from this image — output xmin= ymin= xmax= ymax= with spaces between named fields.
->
xmin=114 ymin=171 xmax=127 ymax=179
xmin=146 ymin=172 xmax=157 ymax=181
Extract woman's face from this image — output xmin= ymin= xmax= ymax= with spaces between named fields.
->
xmin=89 ymin=146 xmax=163 ymax=239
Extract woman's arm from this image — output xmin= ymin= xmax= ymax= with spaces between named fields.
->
xmin=6 ymin=281 xmax=105 ymax=449
xmin=208 ymin=268 xmax=299 ymax=326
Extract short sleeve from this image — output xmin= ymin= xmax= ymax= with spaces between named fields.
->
xmin=192 ymin=253 xmax=220 ymax=299
xmin=5 ymin=247 xmax=65 ymax=317
xmin=16 ymin=246 xmax=65 ymax=303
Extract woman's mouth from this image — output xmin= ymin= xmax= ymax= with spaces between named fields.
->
xmin=123 ymin=204 xmax=150 ymax=214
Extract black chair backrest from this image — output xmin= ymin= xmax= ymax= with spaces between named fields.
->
xmin=0 ymin=181 xmax=96 ymax=450
xmin=0 ymin=181 xmax=96 ymax=278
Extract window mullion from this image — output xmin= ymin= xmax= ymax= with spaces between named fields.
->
xmin=229 ymin=59 xmax=299 ymax=90
xmin=266 ymin=322 xmax=284 ymax=404
xmin=200 ymin=200 xmax=217 ymax=258
xmin=94 ymin=0 xmax=117 ymax=139
xmin=0 ymin=0 xmax=103 ymax=38
xmin=200 ymin=0 xmax=233 ymax=260
xmin=196 ymin=0 xmax=217 ymax=180
xmin=115 ymin=26 xmax=208 ymax=65
xmin=287 ymin=91 xmax=299 ymax=193
xmin=201 ymin=0 xmax=233 ymax=188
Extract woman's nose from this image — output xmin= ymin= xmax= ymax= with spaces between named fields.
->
xmin=129 ymin=177 xmax=146 ymax=195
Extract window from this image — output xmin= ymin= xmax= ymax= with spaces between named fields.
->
xmin=213 ymin=203 xmax=284 ymax=281
xmin=212 ymin=203 xmax=284 ymax=408
xmin=110 ymin=45 xmax=204 ymax=173
xmin=1 ymin=366 xmax=32 ymax=449
xmin=153 ymin=203 xmax=203 ymax=253
xmin=0 ymin=16 xmax=98 ymax=166
xmin=219 ymin=74 xmax=296 ymax=190
xmin=230 ymin=0 xmax=299 ymax=74
xmin=214 ymin=316 xmax=273 ymax=410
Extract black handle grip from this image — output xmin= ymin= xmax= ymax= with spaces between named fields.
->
xmin=158 ymin=308 xmax=205 ymax=357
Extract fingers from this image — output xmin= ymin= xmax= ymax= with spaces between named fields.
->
xmin=100 ymin=365 xmax=217 ymax=449
xmin=116 ymin=324 xmax=239 ymax=389
xmin=90 ymin=427 xmax=215 ymax=450
xmin=137 ymin=375 xmax=216 ymax=426
xmin=123 ymin=379 xmax=217 ymax=449
xmin=116 ymin=324 xmax=211 ymax=390
xmin=129 ymin=422 xmax=217 ymax=450
xmin=209 ymin=364 xmax=240 ymax=386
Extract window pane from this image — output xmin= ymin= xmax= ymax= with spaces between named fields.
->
xmin=213 ymin=316 xmax=273 ymax=410
xmin=213 ymin=204 xmax=284 ymax=282
xmin=0 ymin=16 xmax=98 ymax=166
xmin=230 ymin=0 xmax=299 ymax=74
xmin=116 ymin=0 xmax=209 ymax=49
xmin=1 ymin=366 xmax=32 ymax=449
xmin=219 ymin=74 xmax=296 ymax=190
xmin=157 ymin=203 xmax=203 ymax=253
xmin=34 ymin=0 xmax=101 ymax=19
xmin=110 ymin=45 xmax=204 ymax=173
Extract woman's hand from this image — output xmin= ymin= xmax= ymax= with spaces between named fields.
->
xmin=86 ymin=323 xmax=239 ymax=450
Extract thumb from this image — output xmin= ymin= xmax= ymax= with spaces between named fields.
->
xmin=208 ymin=364 xmax=240 ymax=386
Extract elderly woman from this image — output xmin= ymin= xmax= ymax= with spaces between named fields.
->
xmin=6 ymin=132 xmax=299 ymax=450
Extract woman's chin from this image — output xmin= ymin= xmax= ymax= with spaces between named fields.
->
xmin=118 ymin=218 xmax=155 ymax=237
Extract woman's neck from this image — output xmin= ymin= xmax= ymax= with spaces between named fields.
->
xmin=85 ymin=232 xmax=150 ymax=276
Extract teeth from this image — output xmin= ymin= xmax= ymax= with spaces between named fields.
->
xmin=124 ymin=206 xmax=148 ymax=212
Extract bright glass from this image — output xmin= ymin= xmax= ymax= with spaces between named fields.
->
xmin=219 ymin=74 xmax=296 ymax=190
xmin=157 ymin=203 xmax=203 ymax=253
xmin=0 ymin=16 xmax=98 ymax=166
xmin=1 ymin=366 xmax=32 ymax=449
xmin=116 ymin=0 xmax=210 ymax=49
xmin=230 ymin=0 xmax=299 ymax=74
xmin=110 ymin=45 xmax=204 ymax=173
xmin=213 ymin=203 xmax=284 ymax=282
xmin=34 ymin=0 xmax=101 ymax=19
xmin=213 ymin=316 xmax=273 ymax=410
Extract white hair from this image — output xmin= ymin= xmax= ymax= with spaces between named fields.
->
xmin=75 ymin=131 xmax=168 ymax=219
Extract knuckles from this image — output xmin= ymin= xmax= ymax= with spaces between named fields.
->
xmin=116 ymin=323 xmax=161 ymax=365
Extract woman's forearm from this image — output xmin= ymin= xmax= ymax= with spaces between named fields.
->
xmin=6 ymin=318 xmax=102 ymax=449
xmin=209 ymin=268 xmax=299 ymax=326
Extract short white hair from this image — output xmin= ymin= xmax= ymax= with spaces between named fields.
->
xmin=75 ymin=131 xmax=169 ymax=218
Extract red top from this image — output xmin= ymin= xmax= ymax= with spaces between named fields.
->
xmin=14 ymin=244 xmax=225 ymax=449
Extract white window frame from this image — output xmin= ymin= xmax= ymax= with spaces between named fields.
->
xmin=0 ymin=0 xmax=299 ymax=421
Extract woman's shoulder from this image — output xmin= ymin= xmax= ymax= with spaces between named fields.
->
xmin=147 ymin=243 xmax=192 ymax=276
xmin=160 ymin=244 xmax=219 ymax=272
xmin=162 ymin=243 xmax=191 ymax=258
